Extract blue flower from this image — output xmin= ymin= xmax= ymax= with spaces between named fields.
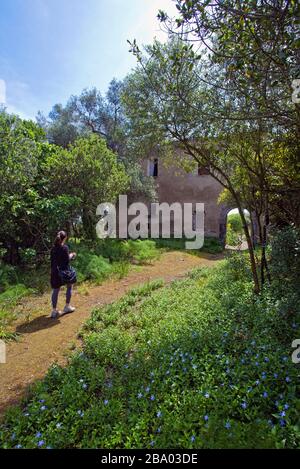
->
xmin=279 ymin=419 xmax=286 ymax=427
xmin=255 ymin=380 xmax=260 ymax=386
xmin=241 ymin=401 xmax=247 ymax=409
xmin=38 ymin=440 xmax=45 ymax=447
xmin=15 ymin=444 xmax=22 ymax=449
xmin=56 ymin=423 xmax=62 ymax=429
xmin=150 ymin=395 xmax=155 ymax=401
xmin=273 ymin=373 xmax=278 ymax=378
xmin=35 ymin=432 xmax=42 ymax=438
xmin=104 ymin=399 xmax=109 ymax=405
xmin=191 ymin=435 xmax=195 ymax=442
xmin=262 ymin=391 xmax=268 ymax=398
xmin=150 ymin=440 xmax=155 ymax=447
xmin=264 ymin=357 xmax=270 ymax=362
xmin=192 ymin=364 xmax=197 ymax=370
xmin=284 ymin=404 xmax=289 ymax=410
xmin=204 ymin=392 xmax=210 ymax=398
xmin=285 ymin=376 xmax=291 ymax=383
xmin=77 ymin=410 xmax=84 ymax=417
xmin=145 ymin=386 xmax=150 ymax=393
xmin=280 ymin=411 xmax=286 ymax=417
xmin=157 ymin=411 xmax=162 ymax=418
xmin=204 ymin=415 xmax=209 ymax=421
xmin=40 ymin=405 xmax=46 ymax=411
xmin=137 ymin=392 xmax=143 ymax=399
xmin=225 ymin=421 xmax=231 ymax=429
xmin=11 ymin=433 xmax=16 ymax=441
xmin=82 ymin=383 xmax=88 ymax=390
xmin=39 ymin=399 xmax=45 ymax=403
xmin=156 ymin=427 xmax=161 ymax=433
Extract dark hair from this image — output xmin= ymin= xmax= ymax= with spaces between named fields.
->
xmin=54 ymin=230 xmax=67 ymax=247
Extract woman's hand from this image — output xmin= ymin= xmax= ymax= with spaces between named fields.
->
xmin=69 ymin=252 xmax=76 ymax=260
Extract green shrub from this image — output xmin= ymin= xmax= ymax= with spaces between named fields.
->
xmin=268 ymin=226 xmax=300 ymax=326
xmin=202 ymin=237 xmax=223 ymax=253
xmin=123 ymin=239 xmax=158 ymax=264
xmin=91 ymin=239 xmax=128 ymax=262
xmin=19 ymin=248 xmax=37 ymax=265
xmin=73 ymin=251 xmax=112 ymax=283
xmin=226 ymin=224 xmax=240 ymax=246
xmin=0 ymin=263 xmax=20 ymax=289
xmin=270 ymin=226 xmax=300 ymax=292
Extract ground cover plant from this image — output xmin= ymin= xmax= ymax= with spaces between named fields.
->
xmin=0 ymin=237 xmax=222 ymax=338
xmin=0 ymin=254 xmax=299 ymax=449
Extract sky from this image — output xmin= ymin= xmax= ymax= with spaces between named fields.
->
xmin=0 ymin=0 xmax=178 ymax=119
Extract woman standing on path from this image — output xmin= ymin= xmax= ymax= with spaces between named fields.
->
xmin=50 ymin=231 xmax=77 ymax=319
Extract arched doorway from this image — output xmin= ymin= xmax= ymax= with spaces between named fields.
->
xmin=225 ymin=208 xmax=249 ymax=249
xmin=219 ymin=206 xmax=256 ymax=249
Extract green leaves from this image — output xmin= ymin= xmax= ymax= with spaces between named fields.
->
xmin=0 ymin=109 xmax=130 ymax=262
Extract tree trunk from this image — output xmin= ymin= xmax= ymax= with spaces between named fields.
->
xmin=260 ymin=202 xmax=271 ymax=285
xmin=236 ymin=204 xmax=260 ymax=294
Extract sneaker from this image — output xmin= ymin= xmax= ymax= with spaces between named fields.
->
xmin=62 ymin=305 xmax=76 ymax=315
xmin=51 ymin=310 xmax=59 ymax=319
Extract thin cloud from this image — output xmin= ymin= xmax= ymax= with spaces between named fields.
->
xmin=0 ymin=79 xmax=6 ymax=104
xmin=0 ymin=79 xmax=34 ymax=119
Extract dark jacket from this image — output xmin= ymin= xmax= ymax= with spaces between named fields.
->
xmin=50 ymin=244 xmax=70 ymax=288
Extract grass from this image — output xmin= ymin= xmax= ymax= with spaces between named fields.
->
xmin=0 ymin=284 xmax=34 ymax=340
xmin=153 ymin=236 xmax=223 ymax=254
xmin=0 ymin=237 xmax=223 ymax=339
xmin=0 ymin=254 xmax=299 ymax=449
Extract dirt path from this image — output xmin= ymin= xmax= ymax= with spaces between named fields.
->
xmin=0 ymin=251 xmax=220 ymax=416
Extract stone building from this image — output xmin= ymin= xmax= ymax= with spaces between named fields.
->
xmin=142 ymin=156 xmax=228 ymax=242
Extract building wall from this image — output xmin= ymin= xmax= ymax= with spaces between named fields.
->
xmin=142 ymin=158 xmax=225 ymax=239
